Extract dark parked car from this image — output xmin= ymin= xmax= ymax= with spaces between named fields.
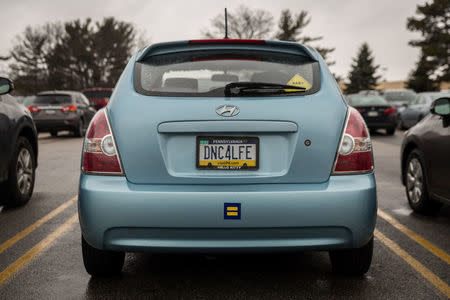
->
xmin=81 ymin=88 xmax=113 ymax=110
xmin=346 ymin=94 xmax=397 ymax=135
xmin=401 ymin=97 xmax=450 ymax=214
xmin=399 ymin=91 xmax=450 ymax=129
xmin=28 ymin=91 xmax=96 ymax=137
xmin=0 ymin=77 xmax=38 ymax=207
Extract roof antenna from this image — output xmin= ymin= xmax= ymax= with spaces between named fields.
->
xmin=224 ymin=8 xmax=229 ymax=39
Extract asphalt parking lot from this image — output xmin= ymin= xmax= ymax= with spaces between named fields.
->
xmin=0 ymin=130 xmax=449 ymax=299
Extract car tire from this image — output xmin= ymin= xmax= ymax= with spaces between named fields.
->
xmin=386 ymin=127 xmax=395 ymax=135
xmin=2 ymin=137 xmax=36 ymax=207
xmin=398 ymin=120 xmax=407 ymax=130
xmin=50 ymin=130 xmax=58 ymax=137
xmin=82 ymin=235 xmax=125 ymax=277
xmin=404 ymin=149 xmax=442 ymax=214
xmin=329 ymin=237 xmax=373 ymax=276
xmin=74 ymin=119 xmax=85 ymax=137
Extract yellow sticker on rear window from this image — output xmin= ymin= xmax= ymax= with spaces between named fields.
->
xmin=287 ymin=74 xmax=312 ymax=90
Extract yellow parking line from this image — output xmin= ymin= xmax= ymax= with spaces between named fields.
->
xmin=375 ymin=230 xmax=450 ymax=298
xmin=378 ymin=209 xmax=450 ymax=264
xmin=0 ymin=214 xmax=78 ymax=286
xmin=0 ymin=196 xmax=77 ymax=255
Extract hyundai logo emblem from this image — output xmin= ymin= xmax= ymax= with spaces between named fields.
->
xmin=216 ymin=105 xmax=240 ymax=117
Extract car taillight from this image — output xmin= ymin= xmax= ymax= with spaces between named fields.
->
xmin=82 ymin=109 xmax=123 ymax=175
xmin=383 ymin=107 xmax=396 ymax=116
xmin=332 ymin=107 xmax=373 ymax=174
xmin=28 ymin=106 xmax=40 ymax=112
xmin=61 ymin=104 xmax=77 ymax=112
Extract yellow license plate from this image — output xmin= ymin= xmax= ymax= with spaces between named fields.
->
xmin=196 ymin=136 xmax=259 ymax=170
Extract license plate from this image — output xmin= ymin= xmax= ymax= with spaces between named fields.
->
xmin=367 ymin=111 xmax=378 ymax=117
xmin=196 ymin=136 xmax=259 ymax=170
xmin=45 ymin=110 xmax=56 ymax=115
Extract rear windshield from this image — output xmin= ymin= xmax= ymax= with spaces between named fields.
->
xmin=384 ymin=91 xmax=416 ymax=103
xmin=33 ymin=95 xmax=72 ymax=105
xmin=134 ymin=50 xmax=319 ymax=97
xmin=348 ymin=95 xmax=387 ymax=106
xmin=83 ymin=90 xmax=112 ymax=99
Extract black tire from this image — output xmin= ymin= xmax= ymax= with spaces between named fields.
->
xmin=3 ymin=137 xmax=36 ymax=207
xmin=386 ymin=127 xmax=395 ymax=135
xmin=74 ymin=119 xmax=85 ymax=137
xmin=82 ymin=235 xmax=125 ymax=277
xmin=50 ymin=130 xmax=58 ymax=137
xmin=404 ymin=149 xmax=442 ymax=214
xmin=329 ymin=237 xmax=373 ymax=276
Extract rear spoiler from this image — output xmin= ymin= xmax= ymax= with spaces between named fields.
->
xmin=136 ymin=39 xmax=319 ymax=62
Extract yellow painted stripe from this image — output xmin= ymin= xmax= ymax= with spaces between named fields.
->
xmin=227 ymin=207 xmax=238 ymax=211
xmin=375 ymin=229 xmax=450 ymax=298
xmin=0 ymin=196 xmax=77 ymax=255
xmin=226 ymin=212 xmax=239 ymax=216
xmin=378 ymin=209 xmax=450 ymax=264
xmin=0 ymin=214 xmax=78 ymax=286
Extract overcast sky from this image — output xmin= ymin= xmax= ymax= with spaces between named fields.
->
xmin=0 ymin=0 xmax=426 ymax=81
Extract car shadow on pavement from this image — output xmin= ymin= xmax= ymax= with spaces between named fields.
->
xmin=369 ymin=129 xmax=404 ymax=146
xmin=38 ymin=132 xmax=82 ymax=141
xmin=85 ymin=252 xmax=371 ymax=299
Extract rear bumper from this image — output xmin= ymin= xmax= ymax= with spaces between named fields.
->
xmin=78 ymin=174 xmax=377 ymax=252
xmin=34 ymin=119 xmax=78 ymax=132
xmin=365 ymin=120 xmax=397 ymax=129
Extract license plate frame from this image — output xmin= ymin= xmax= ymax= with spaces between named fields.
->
xmin=45 ymin=110 xmax=56 ymax=115
xmin=196 ymin=136 xmax=259 ymax=170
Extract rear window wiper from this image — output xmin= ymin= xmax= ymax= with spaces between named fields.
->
xmin=224 ymin=82 xmax=306 ymax=97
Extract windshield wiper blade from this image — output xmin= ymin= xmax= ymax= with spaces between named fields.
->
xmin=224 ymin=82 xmax=306 ymax=96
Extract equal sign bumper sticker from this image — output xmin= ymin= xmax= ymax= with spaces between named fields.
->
xmin=224 ymin=203 xmax=241 ymax=220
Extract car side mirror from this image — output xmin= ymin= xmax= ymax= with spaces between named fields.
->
xmin=0 ymin=77 xmax=14 ymax=95
xmin=430 ymin=97 xmax=450 ymax=116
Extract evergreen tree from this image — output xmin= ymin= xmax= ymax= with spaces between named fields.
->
xmin=8 ymin=17 xmax=137 ymax=94
xmin=275 ymin=9 xmax=335 ymax=65
xmin=406 ymin=0 xmax=450 ymax=89
xmin=407 ymin=52 xmax=439 ymax=92
xmin=345 ymin=43 xmax=380 ymax=94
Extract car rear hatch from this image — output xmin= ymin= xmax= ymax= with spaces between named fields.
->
xmin=108 ymin=40 xmax=347 ymax=185
xmin=356 ymin=105 xmax=394 ymax=121
xmin=29 ymin=94 xmax=74 ymax=120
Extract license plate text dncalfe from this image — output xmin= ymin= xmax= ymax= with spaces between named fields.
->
xmin=196 ymin=136 xmax=259 ymax=170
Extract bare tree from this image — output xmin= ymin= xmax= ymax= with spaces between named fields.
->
xmin=203 ymin=6 xmax=274 ymax=39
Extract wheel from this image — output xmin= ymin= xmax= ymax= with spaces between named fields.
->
xmin=329 ymin=237 xmax=373 ymax=276
xmin=82 ymin=235 xmax=125 ymax=276
xmin=50 ymin=130 xmax=58 ymax=137
xmin=3 ymin=137 xmax=36 ymax=207
xmin=74 ymin=119 xmax=85 ymax=137
xmin=386 ymin=127 xmax=395 ymax=135
xmin=404 ymin=149 xmax=442 ymax=214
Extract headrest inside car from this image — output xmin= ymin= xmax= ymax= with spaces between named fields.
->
xmin=251 ymin=71 xmax=290 ymax=83
xmin=164 ymin=78 xmax=198 ymax=91
xmin=211 ymin=74 xmax=239 ymax=82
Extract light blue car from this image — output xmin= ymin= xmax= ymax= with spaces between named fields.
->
xmin=78 ymin=39 xmax=377 ymax=277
